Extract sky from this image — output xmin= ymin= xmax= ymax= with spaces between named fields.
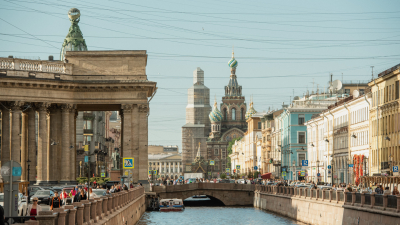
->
xmin=1 ymin=0 xmax=400 ymax=151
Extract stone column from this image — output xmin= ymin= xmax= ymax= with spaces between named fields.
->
xmin=101 ymin=196 xmax=108 ymax=216
xmin=1 ymin=104 xmax=10 ymax=164
xmin=107 ymin=195 xmax=113 ymax=213
xmin=49 ymin=106 xmax=58 ymax=183
xmin=89 ymin=199 xmax=97 ymax=223
xmin=56 ymin=108 xmax=62 ymax=182
xmin=73 ymin=202 xmax=84 ymax=225
xmin=81 ymin=200 xmax=91 ymax=224
xmin=65 ymin=205 xmax=76 ymax=225
xmin=61 ymin=104 xmax=71 ymax=183
xmin=95 ymin=198 xmax=102 ymax=219
xmin=21 ymin=111 xmax=28 ymax=181
xmin=27 ymin=108 xmax=36 ymax=182
xmin=164 ymin=162 xmax=166 ymax=177
xmin=10 ymin=101 xmax=23 ymax=164
xmin=121 ymin=104 xmax=133 ymax=179
xmin=69 ymin=107 xmax=76 ymax=182
xmin=139 ymin=104 xmax=149 ymax=186
xmin=36 ymin=102 xmax=50 ymax=184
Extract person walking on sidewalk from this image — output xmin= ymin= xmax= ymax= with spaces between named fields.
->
xmin=50 ymin=191 xmax=62 ymax=210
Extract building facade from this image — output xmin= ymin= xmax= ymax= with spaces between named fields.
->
xmin=182 ymin=67 xmax=211 ymax=167
xmin=207 ymin=52 xmax=248 ymax=178
xmin=148 ymin=145 xmax=182 ymax=179
xmin=369 ymin=64 xmax=400 ymax=176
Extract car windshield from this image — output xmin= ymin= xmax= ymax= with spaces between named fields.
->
xmin=36 ymin=191 xmax=50 ymax=195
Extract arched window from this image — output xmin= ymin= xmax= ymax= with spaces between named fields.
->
xmin=241 ymin=108 xmax=244 ymax=120
xmin=223 ymin=108 xmax=227 ymax=120
xmin=232 ymin=108 xmax=236 ymax=121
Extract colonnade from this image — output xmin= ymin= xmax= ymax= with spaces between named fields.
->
xmin=0 ymin=101 xmax=77 ymax=184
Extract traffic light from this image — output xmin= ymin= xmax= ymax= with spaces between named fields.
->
xmin=234 ymin=169 xmax=236 ymax=173
xmin=298 ymin=171 xmax=301 ymax=176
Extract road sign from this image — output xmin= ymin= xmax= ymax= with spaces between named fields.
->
xmin=208 ymin=172 xmax=211 ymax=175
xmin=12 ymin=167 xmax=21 ymax=177
xmin=236 ymin=165 xmax=241 ymax=170
xmin=305 ymin=173 xmax=308 ymax=177
xmin=84 ymin=145 xmax=89 ymax=152
xmin=123 ymin=157 xmax=134 ymax=169
xmin=334 ymin=175 xmax=338 ymax=178
xmin=84 ymin=156 xmax=88 ymax=163
xmin=101 ymin=172 xmax=105 ymax=178
xmin=226 ymin=168 xmax=230 ymax=172
xmin=254 ymin=166 xmax=258 ymax=170
xmin=282 ymin=168 xmax=286 ymax=172
xmin=300 ymin=171 xmax=305 ymax=176
xmin=258 ymin=174 xmax=261 ymax=178
xmin=393 ymin=166 xmax=399 ymax=172
xmin=328 ymin=165 xmax=332 ymax=169
xmin=302 ymin=160 xmax=308 ymax=166
xmin=317 ymin=173 xmax=321 ymax=177
xmin=153 ymin=170 xmax=157 ymax=175
xmin=227 ymin=173 xmax=229 ymax=175
xmin=148 ymin=170 xmax=152 ymax=175
xmin=210 ymin=160 xmax=215 ymax=165
xmin=1 ymin=161 xmax=22 ymax=182
xmin=282 ymin=172 xmax=287 ymax=177
xmin=349 ymin=164 xmax=354 ymax=168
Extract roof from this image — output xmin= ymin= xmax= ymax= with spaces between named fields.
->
xmin=148 ymin=153 xmax=182 ymax=161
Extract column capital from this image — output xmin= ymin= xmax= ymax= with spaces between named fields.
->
xmin=121 ymin=104 xmax=135 ymax=113
xmin=60 ymin=103 xmax=73 ymax=112
xmin=138 ymin=104 xmax=148 ymax=113
xmin=35 ymin=102 xmax=51 ymax=111
xmin=10 ymin=101 xmax=25 ymax=110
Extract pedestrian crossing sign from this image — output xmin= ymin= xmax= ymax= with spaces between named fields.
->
xmin=226 ymin=168 xmax=230 ymax=172
xmin=123 ymin=157 xmax=134 ymax=169
xmin=153 ymin=170 xmax=157 ymax=175
xmin=84 ymin=145 xmax=89 ymax=152
xmin=210 ymin=160 xmax=215 ymax=165
xmin=236 ymin=165 xmax=240 ymax=170
xmin=101 ymin=172 xmax=105 ymax=178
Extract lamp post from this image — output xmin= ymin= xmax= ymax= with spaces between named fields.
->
xmin=26 ymin=159 xmax=31 ymax=182
xmin=79 ymin=161 xmax=82 ymax=177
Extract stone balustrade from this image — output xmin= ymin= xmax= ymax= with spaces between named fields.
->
xmin=16 ymin=186 xmax=144 ymax=225
xmin=255 ymin=184 xmax=400 ymax=214
xmin=0 ymin=57 xmax=71 ymax=74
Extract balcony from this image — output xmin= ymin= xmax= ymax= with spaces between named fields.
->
xmin=83 ymin=112 xmax=95 ymax=120
xmin=83 ymin=129 xmax=93 ymax=134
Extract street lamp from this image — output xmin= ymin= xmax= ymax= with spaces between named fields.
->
xmin=26 ymin=159 xmax=31 ymax=182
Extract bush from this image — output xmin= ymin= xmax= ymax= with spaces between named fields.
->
xmin=220 ymin=174 xmax=227 ymax=179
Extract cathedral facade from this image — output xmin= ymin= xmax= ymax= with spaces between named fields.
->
xmin=206 ymin=52 xmax=255 ymax=178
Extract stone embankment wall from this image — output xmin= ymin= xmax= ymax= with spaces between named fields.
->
xmin=254 ymin=185 xmax=400 ymax=225
xmin=15 ymin=186 xmax=146 ymax=225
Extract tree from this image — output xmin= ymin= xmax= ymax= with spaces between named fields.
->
xmin=220 ymin=173 xmax=227 ymax=179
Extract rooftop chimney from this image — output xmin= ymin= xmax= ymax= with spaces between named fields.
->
xmin=8 ymin=55 xmax=13 ymax=58
xmin=48 ymin=55 xmax=54 ymax=61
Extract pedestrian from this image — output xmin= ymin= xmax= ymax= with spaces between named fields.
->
xmin=60 ymin=189 xmax=68 ymax=205
xmin=89 ymin=188 xmax=97 ymax=199
xmin=383 ymin=187 xmax=391 ymax=195
xmin=26 ymin=197 xmax=42 ymax=220
xmin=50 ymin=191 xmax=62 ymax=210
xmin=123 ymin=184 xmax=128 ymax=191
xmin=393 ymin=187 xmax=399 ymax=195
xmin=78 ymin=190 xmax=87 ymax=202
xmin=0 ymin=203 xmax=4 ymax=225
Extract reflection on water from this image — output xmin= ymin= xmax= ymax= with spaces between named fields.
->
xmin=137 ymin=207 xmax=303 ymax=225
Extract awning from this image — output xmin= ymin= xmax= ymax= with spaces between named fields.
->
xmin=261 ymin=173 xmax=271 ymax=179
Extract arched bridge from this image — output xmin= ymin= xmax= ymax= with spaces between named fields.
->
xmin=152 ymin=183 xmax=255 ymax=206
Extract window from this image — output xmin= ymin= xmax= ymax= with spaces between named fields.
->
xmin=345 ymin=89 xmax=350 ymax=94
xmin=214 ymin=148 xmax=219 ymax=155
xmin=215 ymin=162 xmax=219 ymax=170
xmin=223 ymin=108 xmax=227 ymax=121
xmin=298 ymin=114 xmax=305 ymax=125
xmin=232 ymin=108 xmax=236 ymax=120
xmin=298 ymin=132 xmax=306 ymax=143
xmin=396 ymin=81 xmax=399 ymax=100
xmin=360 ymin=89 xmax=365 ymax=95
xmin=83 ymin=120 xmax=92 ymax=129
xmin=241 ymin=108 xmax=244 ymax=120
xmin=389 ymin=85 xmax=392 ymax=101
xmin=298 ymin=154 xmax=306 ymax=166
xmin=258 ymin=122 xmax=261 ymax=129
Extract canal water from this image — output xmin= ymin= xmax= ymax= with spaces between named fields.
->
xmin=137 ymin=207 xmax=303 ymax=225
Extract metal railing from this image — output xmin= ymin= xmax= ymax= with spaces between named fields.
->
xmin=355 ymin=193 xmax=361 ymax=204
xmin=364 ymin=194 xmax=371 ymax=205
xmin=388 ymin=195 xmax=397 ymax=209
xmin=375 ymin=195 xmax=383 ymax=207
xmin=346 ymin=192 xmax=352 ymax=203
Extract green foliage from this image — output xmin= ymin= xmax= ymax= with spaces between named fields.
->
xmin=76 ymin=177 xmax=87 ymax=184
xmin=220 ymin=173 xmax=227 ymax=179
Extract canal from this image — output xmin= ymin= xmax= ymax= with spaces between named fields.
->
xmin=137 ymin=207 xmax=303 ymax=225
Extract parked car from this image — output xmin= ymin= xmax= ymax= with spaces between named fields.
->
xmin=218 ymin=179 xmax=230 ymax=183
xmin=30 ymin=190 xmax=54 ymax=205
xmin=0 ymin=193 xmax=28 ymax=216
xmin=28 ymin=186 xmax=44 ymax=198
xmin=91 ymin=189 xmax=107 ymax=197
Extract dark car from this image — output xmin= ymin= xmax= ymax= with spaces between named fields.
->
xmin=28 ymin=186 xmax=44 ymax=198
xmin=106 ymin=181 xmax=120 ymax=190
xmin=30 ymin=190 xmax=54 ymax=205
xmin=218 ymin=179 xmax=231 ymax=183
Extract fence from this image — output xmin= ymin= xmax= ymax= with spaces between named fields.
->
xmin=255 ymin=185 xmax=400 ymax=213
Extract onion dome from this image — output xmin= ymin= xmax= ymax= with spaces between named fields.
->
xmin=245 ymin=100 xmax=257 ymax=120
xmin=61 ymin=8 xmax=88 ymax=61
xmin=209 ymin=100 xmax=223 ymax=123
xmin=228 ymin=50 xmax=238 ymax=68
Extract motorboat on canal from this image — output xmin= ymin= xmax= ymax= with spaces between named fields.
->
xmin=159 ymin=198 xmax=185 ymax=212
